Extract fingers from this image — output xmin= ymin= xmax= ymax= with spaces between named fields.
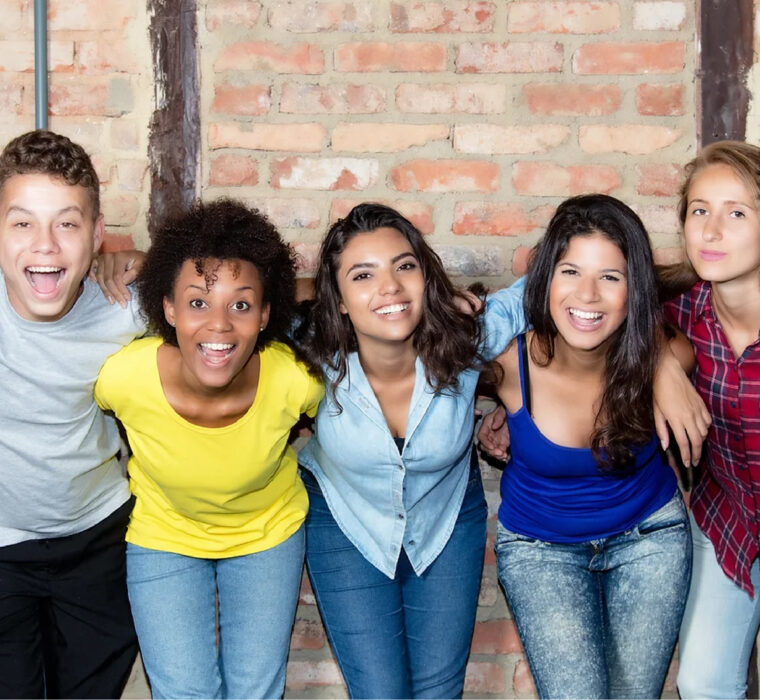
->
xmin=654 ymin=404 xmax=669 ymax=451
xmin=92 ymin=252 xmax=139 ymax=307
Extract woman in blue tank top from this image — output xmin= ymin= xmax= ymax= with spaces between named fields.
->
xmin=492 ymin=194 xmax=692 ymax=699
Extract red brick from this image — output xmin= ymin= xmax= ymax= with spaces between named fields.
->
xmin=636 ymin=163 xmax=683 ymax=196
xmin=454 ymin=124 xmax=569 ymax=154
xmin=211 ymin=84 xmax=271 ymax=116
xmin=464 ymin=662 xmax=506 ymax=694
xmin=285 ymin=660 xmax=344 ymax=690
xmin=390 ymin=159 xmax=498 ymax=193
xmin=509 ymin=1 xmax=619 ymax=33
xmin=215 ymin=42 xmax=324 ymax=74
xmin=636 ymin=83 xmax=685 ymax=116
xmin=208 ymin=123 xmax=327 ymax=152
xmin=299 ymin=574 xmax=315 ymax=604
xmin=512 ymin=162 xmax=621 ymax=196
xmin=579 ymin=124 xmax=681 ymax=154
xmin=76 ymin=38 xmax=139 ymax=74
xmin=50 ymin=78 xmax=130 ymax=117
xmin=209 ymin=154 xmax=259 ymax=187
xmin=484 ymin=531 xmax=497 ymax=564
xmin=396 ymin=82 xmax=505 ymax=113
xmin=471 ymin=618 xmax=524 ymax=654
xmin=289 ymin=618 xmax=326 ymax=651
xmin=633 ymin=203 xmax=680 ymax=234
xmin=100 ymin=231 xmax=135 ymax=253
xmin=653 ymin=247 xmax=685 ymax=265
xmin=330 ymin=198 xmax=434 ymax=234
xmin=574 ymin=41 xmax=685 ymax=74
xmin=453 ymin=202 xmax=549 ymax=236
xmin=0 ymin=41 xmax=74 ymax=72
xmin=513 ymin=245 xmax=536 ymax=276
xmin=457 ymin=41 xmax=563 ymax=73
xmin=48 ymin=0 xmax=136 ymax=30
xmin=477 ymin=571 xmax=500 ymax=606
xmin=335 ymin=42 xmax=447 ymax=72
xmin=333 ymin=122 xmax=449 ymax=152
xmin=281 ymin=82 xmax=386 ymax=114
xmin=0 ymin=78 xmax=24 ymax=116
xmin=271 ymin=157 xmax=379 ymax=190
xmin=390 ymin=1 xmax=496 ymax=33
xmin=269 ymin=1 xmax=374 ymax=32
xmin=513 ymin=658 xmax=538 ymax=695
xmin=523 ymin=83 xmax=621 ymax=116
xmin=206 ymin=0 xmax=262 ymax=30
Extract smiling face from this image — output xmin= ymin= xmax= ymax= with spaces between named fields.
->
xmin=336 ymin=226 xmax=425 ymax=351
xmin=0 ymin=173 xmax=103 ymax=322
xmin=549 ymin=232 xmax=628 ymax=353
xmin=683 ymin=163 xmax=760 ymax=286
xmin=163 ymin=258 xmax=270 ymax=393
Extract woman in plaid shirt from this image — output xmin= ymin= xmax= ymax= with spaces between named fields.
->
xmin=665 ymin=141 xmax=760 ymax=699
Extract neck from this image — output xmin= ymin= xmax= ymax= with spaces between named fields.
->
xmin=356 ymin=337 xmax=417 ymax=381
xmin=548 ymin=333 xmax=609 ymax=379
xmin=711 ymin=275 xmax=760 ymax=332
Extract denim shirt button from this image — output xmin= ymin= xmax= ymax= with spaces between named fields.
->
xmin=408 ymin=540 xmax=415 ymax=546
xmin=397 ymin=463 xmax=404 ymax=471
xmin=398 ymin=513 xmax=405 ymax=520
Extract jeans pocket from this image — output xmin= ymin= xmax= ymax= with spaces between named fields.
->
xmin=495 ymin=522 xmax=544 ymax=549
xmin=636 ymin=490 xmax=688 ymax=536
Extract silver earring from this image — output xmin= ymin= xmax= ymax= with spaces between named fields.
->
xmin=260 ymin=326 xmax=265 ymax=331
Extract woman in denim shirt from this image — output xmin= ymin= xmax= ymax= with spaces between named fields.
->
xmin=298 ymin=203 xmax=526 ymax=698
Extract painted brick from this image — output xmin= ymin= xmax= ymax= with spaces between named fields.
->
xmin=271 ymin=157 xmax=379 ymax=190
xmin=632 ymin=203 xmax=680 ymax=234
xmin=454 ymin=124 xmax=569 ymax=154
xmin=293 ymin=242 xmax=320 ymax=274
xmin=268 ymin=1 xmax=374 ymax=32
xmin=0 ymin=40 xmax=73 ymax=72
xmin=653 ymin=247 xmax=685 ymax=265
xmin=453 ymin=202 xmax=549 ymax=236
xmin=513 ymin=658 xmax=538 ymax=695
xmin=435 ymin=244 xmax=503 ymax=276
xmin=513 ymin=245 xmax=535 ymax=276
xmin=512 ymin=162 xmax=621 ymax=196
xmin=215 ymin=42 xmax=324 ymax=74
xmin=332 ymin=122 xmax=449 ymax=152
xmin=335 ymin=42 xmax=446 ymax=72
xmin=508 ymin=1 xmax=620 ymax=34
xmin=396 ymin=82 xmax=505 ymax=113
xmin=281 ymin=83 xmax=386 ymax=114
xmin=636 ymin=163 xmax=682 ymax=196
xmin=390 ymin=159 xmax=498 ymax=193
xmin=52 ymin=120 xmax=106 ymax=154
xmin=633 ymin=1 xmax=686 ymax=30
xmin=289 ymin=618 xmax=326 ymax=651
xmin=101 ymin=193 xmax=140 ymax=227
xmin=205 ymin=0 xmax=261 ymax=30
xmin=211 ymin=84 xmax=271 ymax=116
xmin=48 ymin=0 xmax=136 ymax=30
xmin=478 ymin=571 xmax=500 ymax=606
xmin=579 ymin=124 xmax=681 ymax=154
xmin=209 ymin=154 xmax=259 ymax=187
xmin=636 ymin=83 xmax=685 ymax=116
xmin=330 ymin=198 xmax=434 ymax=233
xmin=0 ymin=78 xmax=23 ymax=116
xmin=110 ymin=119 xmax=139 ymax=151
xmin=456 ymin=42 xmax=563 ymax=73
xmin=464 ymin=662 xmax=507 ymax=694
xmin=471 ymin=618 xmax=524 ymax=654
xmin=523 ymin=83 xmax=621 ymax=116
xmin=299 ymin=574 xmax=316 ymax=605
xmin=285 ymin=660 xmax=344 ymax=690
xmin=49 ymin=77 xmax=133 ymax=117
xmin=390 ymin=1 xmax=496 ymax=33
xmin=117 ymin=159 xmax=148 ymax=192
xmin=249 ymin=198 xmax=321 ymax=230
xmin=76 ymin=39 xmax=139 ymax=74
xmin=574 ymin=41 xmax=685 ymax=74
xmin=100 ymin=231 xmax=135 ymax=253
xmin=208 ymin=123 xmax=327 ymax=152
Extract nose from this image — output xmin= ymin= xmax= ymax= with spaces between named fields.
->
xmin=701 ymin=213 xmax=722 ymax=242
xmin=207 ymin=306 xmax=232 ymax=332
xmin=31 ymin=226 xmax=60 ymax=254
xmin=576 ymin=275 xmax=600 ymax=303
xmin=378 ymin=268 xmax=401 ymax=295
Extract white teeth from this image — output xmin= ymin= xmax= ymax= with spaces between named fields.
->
xmin=375 ymin=303 xmax=408 ymax=315
xmin=569 ymin=309 xmax=602 ymax=320
xmin=200 ymin=343 xmax=234 ymax=351
xmin=27 ymin=266 xmax=62 ymax=273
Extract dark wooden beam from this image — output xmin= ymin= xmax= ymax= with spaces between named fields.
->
xmin=698 ymin=0 xmax=754 ymax=145
xmin=147 ymin=0 xmax=200 ymax=236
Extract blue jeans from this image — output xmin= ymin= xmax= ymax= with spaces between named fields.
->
xmin=126 ymin=527 xmax=305 ymax=699
xmin=496 ymin=490 xmax=692 ymax=699
xmin=677 ymin=512 xmax=760 ymax=699
xmin=302 ymin=460 xmax=487 ymax=699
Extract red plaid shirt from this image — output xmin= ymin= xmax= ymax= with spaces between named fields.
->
xmin=664 ymin=281 xmax=760 ymax=595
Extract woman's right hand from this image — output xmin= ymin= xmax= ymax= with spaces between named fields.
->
xmin=477 ymin=405 xmax=510 ymax=460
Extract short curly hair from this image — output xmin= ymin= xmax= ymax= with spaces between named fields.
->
xmin=137 ymin=199 xmax=301 ymax=356
xmin=0 ymin=130 xmax=100 ymax=219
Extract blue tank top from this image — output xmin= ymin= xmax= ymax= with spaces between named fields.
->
xmin=497 ymin=335 xmax=676 ymax=542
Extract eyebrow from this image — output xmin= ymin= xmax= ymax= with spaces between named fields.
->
xmin=689 ymin=197 xmax=755 ymax=208
xmin=184 ymin=284 xmax=256 ymax=292
xmin=557 ymin=261 xmax=626 ymax=275
xmin=345 ymin=251 xmax=417 ymax=276
xmin=6 ymin=204 xmax=85 ymax=217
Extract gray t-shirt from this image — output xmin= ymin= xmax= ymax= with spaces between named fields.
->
xmin=0 ymin=273 xmax=145 ymax=546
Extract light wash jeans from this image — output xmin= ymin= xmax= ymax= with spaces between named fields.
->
xmin=496 ymin=490 xmax=691 ymax=699
xmin=677 ymin=512 xmax=760 ymax=699
xmin=126 ymin=527 xmax=305 ymax=699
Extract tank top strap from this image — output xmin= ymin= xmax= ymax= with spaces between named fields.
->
xmin=517 ymin=334 xmax=531 ymax=415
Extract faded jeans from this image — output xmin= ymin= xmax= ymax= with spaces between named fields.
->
xmin=496 ymin=490 xmax=692 ymax=699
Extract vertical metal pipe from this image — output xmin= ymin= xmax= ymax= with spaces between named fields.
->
xmin=34 ymin=0 xmax=48 ymax=130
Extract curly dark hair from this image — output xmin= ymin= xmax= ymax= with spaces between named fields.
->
xmin=298 ymin=203 xmax=482 ymax=404
xmin=524 ymin=194 xmax=661 ymax=474
xmin=0 ymin=130 xmax=100 ymax=219
xmin=137 ymin=198 xmax=315 ymax=370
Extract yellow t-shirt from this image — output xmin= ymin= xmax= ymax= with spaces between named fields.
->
xmin=95 ymin=336 xmax=323 ymax=558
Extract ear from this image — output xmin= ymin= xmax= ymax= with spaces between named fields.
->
xmin=339 ymin=300 xmax=348 ymax=315
xmin=163 ymin=296 xmax=176 ymax=328
xmin=91 ymin=214 xmax=105 ymax=254
xmin=260 ymin=302 xmax=270 ymax=331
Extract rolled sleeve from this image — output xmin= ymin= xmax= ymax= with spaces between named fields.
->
xmin=481 ymin=276 xmax=527 ymax=361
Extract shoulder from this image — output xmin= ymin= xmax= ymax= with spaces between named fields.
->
xmin=262 ymin=342 xmax=323 ymax=393
xmin=102 ymin=336 xmax=161 ymax=373
xmin=663 ymin=280 xmax=709 ymax=330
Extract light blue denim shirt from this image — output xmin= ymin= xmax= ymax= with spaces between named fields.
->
xmin=299 ymin=278 xmax=526 ymax=578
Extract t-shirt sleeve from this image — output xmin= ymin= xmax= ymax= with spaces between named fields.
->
xmin=481 ymin=276 xmax=528 ymax=361
xmin=94 ymin=352 xmax=120 ymax=412
xmin=301 ymin=369 xmax=324 ymax=418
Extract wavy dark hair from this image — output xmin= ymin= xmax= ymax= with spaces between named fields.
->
xmin=298 ymin=203 xmax=482 ymax=402
xmin=137 ymin=198 xmax=316 ymax=371
xmin=524 ymin=194 xmax=661 ymax=474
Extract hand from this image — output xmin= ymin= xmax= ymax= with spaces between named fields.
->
xmin=454 ymin=290 xmax=484 ymax=316
xmin=90 ymin=250 xmax=146 ymax=307
xmin=653 ymin=346 xmax=711 ymax=467
xmin=477 ymin=405 xmax=510 ymax=460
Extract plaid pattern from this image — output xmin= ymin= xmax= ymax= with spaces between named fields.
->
xmin=664 ymin=281 xmax=760 ymax=595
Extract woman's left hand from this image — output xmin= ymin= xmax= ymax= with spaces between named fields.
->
xmin=90 ymin=250 xmax=146 ymax=307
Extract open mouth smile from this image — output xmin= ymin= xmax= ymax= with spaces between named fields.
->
xmin=198 ymin=342 xmax=236 ymax=365
xmin=374 ymin=303 xmax=409 ymax=315
xmin=25 ymin=266 xmax=65 ymax=296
